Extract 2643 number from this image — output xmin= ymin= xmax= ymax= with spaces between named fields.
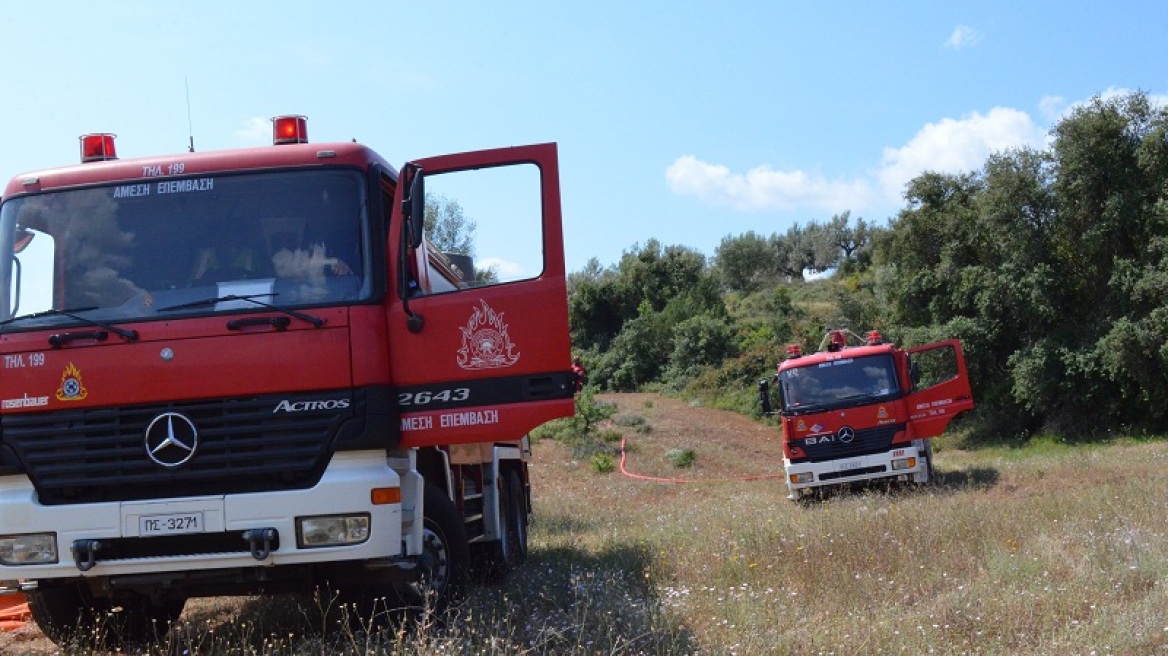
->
xmin=398 ymin=388 xmax=470 ymax=407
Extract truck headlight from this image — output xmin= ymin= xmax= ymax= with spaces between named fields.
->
xmin=891 ymin=457 xmax=917 ymax=471
xmin=296 ymin=515 xmax=370 ymax=548
xmin=789 ymin=472 xmax=813 ymax=485
xmin=0 ymin=533 xmax=58 ymax=565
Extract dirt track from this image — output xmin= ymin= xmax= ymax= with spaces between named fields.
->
xmin=594 ymin=392 xmax=785 ymax=481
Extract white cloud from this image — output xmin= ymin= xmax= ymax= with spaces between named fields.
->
xmin=667 ymin=107 xmax=1046 ymax=215
xmin=877 ymin=107 xmax=1046 ymax=200
xmin=1037 ymin=87 xmax=1168 ymax=128
xmin=476 ymin=256 xmax=528 ymax=282
xmin=944 ymin=25 xmax=981 ymax=50
xmin=1069 ymin=86 xmax=1168 ymax=112
xmin=665 ymin=156 xmax=875 ymax=213
xmin=234 ymin=117 xmax=269 ymax=144
xmin=1039 ymin=95 xmax=1066 ymax=122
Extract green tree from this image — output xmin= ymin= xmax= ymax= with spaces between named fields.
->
xmin=571 ymin=241 xmax=726 ymax=390
xmin=424 ymin=193 xmax=476 ymax=255
xmin=714 ymin=231 xmax=777 ymax=292
xmin=875 ymin=90 xmax=1168 ymax=438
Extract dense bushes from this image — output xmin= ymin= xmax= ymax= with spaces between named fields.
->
xmin=569 ymin=91 xmax=1168 ymax=442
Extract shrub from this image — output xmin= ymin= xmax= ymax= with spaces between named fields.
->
xmin=665 ymin=448 xmax=696 ymax=468
xmin=590 ymin=453 xmax=615 ymax=473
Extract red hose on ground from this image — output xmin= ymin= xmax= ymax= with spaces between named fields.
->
xmin=619 ymin=437 xmax=785 ymax=484
xmin=0 ymin=593 xmax=30 ymax=631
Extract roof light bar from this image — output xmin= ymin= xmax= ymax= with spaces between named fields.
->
xmin=272 ymin=115 xmax=308 ymax=145
xmin=80 ymin=134 xmax=117 ymax=163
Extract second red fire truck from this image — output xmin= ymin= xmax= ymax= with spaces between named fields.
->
xmin=760 ymin=329 xmax=975 ymax=499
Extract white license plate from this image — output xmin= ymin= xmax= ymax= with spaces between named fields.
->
xmin=139 ymin=512 xmax=204 ymax=536
xmin=837 ymin=459 xmax=865 ymax=472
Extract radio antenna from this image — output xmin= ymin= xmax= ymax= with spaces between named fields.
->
xmin=185 ymin=77 xmax=195 ymax=152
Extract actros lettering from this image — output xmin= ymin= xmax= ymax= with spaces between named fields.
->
xmin=273 ymin=399 xmax=350 ymax=413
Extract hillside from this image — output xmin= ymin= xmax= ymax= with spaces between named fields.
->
xmin=4 ymin=393 xmax=1168 ymax=654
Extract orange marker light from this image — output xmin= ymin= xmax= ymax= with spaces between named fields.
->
xmin=272 ymin=115 xmax=308 ymax=145
xmin=79 ymin=134 xmax=117 ymax=162
xmin=371 ymin=487 xmax=401 ymax=505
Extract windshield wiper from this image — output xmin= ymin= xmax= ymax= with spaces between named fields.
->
xmin=0 ymin=306 xmax=98 ymax=326
xmin=784 ymin=403 xmax=824 ymax=416
xmin=836 ymin=391 xmax=887 ymax=402
xmin=0 ymin=306 xmax=139 ymax=343
xmin=158 ymin=293 xmax=326 ymax=328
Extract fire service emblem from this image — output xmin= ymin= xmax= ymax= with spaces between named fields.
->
xmin=55 ymin=362 xmax=88 ymax=402
xmin=457 ymin=299 xmax=520 ymax=370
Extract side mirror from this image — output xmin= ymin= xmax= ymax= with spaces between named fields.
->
xmin=13 ymin=228 xmax=35 ymax=255
xmin=401 ymin=165 xmax=425 ymax=249
xmin=9 ymin=255 xmax=21 ymax=317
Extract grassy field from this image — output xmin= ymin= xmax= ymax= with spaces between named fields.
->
xmin=3 ymin=392 xmax=1167 ymax=655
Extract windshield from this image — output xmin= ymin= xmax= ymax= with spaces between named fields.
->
xmin=0 ymin=169 xmax=369 ymax=329
xmin=779 ymin=354 xmax=901 ymax=413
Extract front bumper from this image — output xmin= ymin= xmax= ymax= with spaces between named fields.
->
xmin=784 ymin=440 xmax=929 ymax=497
xmin=0 ymin=450 xmax=402 ymax=581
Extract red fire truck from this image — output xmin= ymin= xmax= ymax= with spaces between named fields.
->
xmin=0 ymin=117 xmax=575 ymax=644
xmin=760 ymin=329 xmax=974 ymax=499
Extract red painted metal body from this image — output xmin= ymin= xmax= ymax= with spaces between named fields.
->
xmin=770 ymin=330 xmax=974 ymax=496
xmin=0 ymin=126 xmax=574 ymax=629
xmin=0 ymin=141 xmax=574 ymax=445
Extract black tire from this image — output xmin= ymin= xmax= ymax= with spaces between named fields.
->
xmin=477 ymin=468 xmax=530 ymax=582
xmin=28 ymin=582 xmax=184 ymax=648
xmin=923 ymin=440 xmax=935 ymax=482
xmin=499 ymin=469 xmax=529 ymax=569
xmin=390 ymin=482 xmax=470 ymax=614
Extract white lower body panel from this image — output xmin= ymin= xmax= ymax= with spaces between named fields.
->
xmin=784 ymin=440 xmax=929 ymax=498
xmin=0 ymin=450 xmax=401 ymax=580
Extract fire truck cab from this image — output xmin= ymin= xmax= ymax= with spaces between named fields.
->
xmin=760 ymin=329 xmax=974 ymax=499
xmin=0 ymin=118 xmax=575 ymax=644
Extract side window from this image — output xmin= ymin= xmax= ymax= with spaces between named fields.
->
xmin=7 ymin=226 xmax=55 ymax=318
xmin=420 ymin=164 xmax=543 ymax=291
xmin=909 ymin=344 xmax=959 ymax=391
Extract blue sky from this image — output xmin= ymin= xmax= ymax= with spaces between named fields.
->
xmin=2 ymin=2 xmax=1166 ymax=274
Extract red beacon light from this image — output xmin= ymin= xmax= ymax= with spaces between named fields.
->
xmin=866 ymin=330 xmax=883 ymax=345
xmin=79 ymin=133 xmax=117 ymax=163
xmin=272 ymin=115 xmax=308 ymax=145
xmin=785 ymin=344 xmax=802 ymax=359
xmin=828 ymin=330 xmax=848 ymax=352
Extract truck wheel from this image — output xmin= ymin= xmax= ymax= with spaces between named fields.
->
xmin=392 ymin=482 xmax=470 ymax=613
xmin=478 ymin=468 xmax=530 ymax=582
xmin=499 ymin=469 xmax=529 ymax=569
xmin=28 ymin=583 xmax=185 ymax=647
xmin=923 ymin=440 xmax=935 ymax=481
xmin=912 ymin=440 xmax=935 ymax=488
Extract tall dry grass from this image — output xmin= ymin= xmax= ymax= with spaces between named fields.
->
xmin=522 ymin=400 xmax=1168 ymax=655
xmin=4 ymin=400 xmax=1168 ymax=655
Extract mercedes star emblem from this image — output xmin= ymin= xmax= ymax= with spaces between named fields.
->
xmin=836 ymin=426 xmax=856 ymax=444
xmin=144 ymin=412 xmax=199 ymax=468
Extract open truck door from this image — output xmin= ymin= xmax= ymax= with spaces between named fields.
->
xmin=387 ymin=143 xmax=575 ymax=448
xmin=904 ymin=339 xmax=975 ymax=439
